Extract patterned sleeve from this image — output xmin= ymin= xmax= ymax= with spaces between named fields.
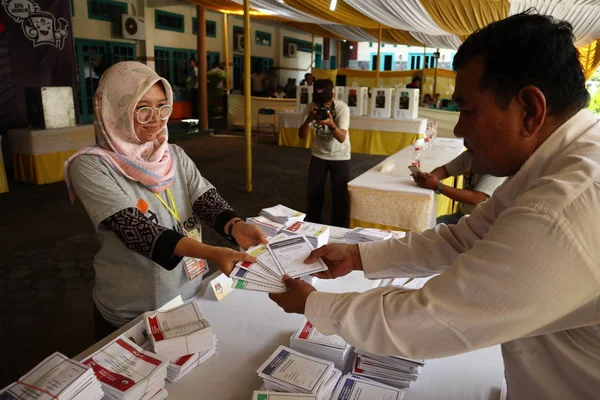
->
xmin=103 ymin=207 xmax=184 ymax=270
xmin=192 ymin=188 xmax=239 ymax=238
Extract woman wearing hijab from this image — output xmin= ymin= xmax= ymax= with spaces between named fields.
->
xmin=64 ymin=62 xmax=267 ymax=340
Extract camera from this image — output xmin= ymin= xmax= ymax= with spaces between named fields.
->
xmin=317 ymin=107 xmax=329 ymax=121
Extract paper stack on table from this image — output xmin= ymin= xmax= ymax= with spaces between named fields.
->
xmin=145 ymin=298 xmax=215 ymax=361
xmin=290 ymin=319 xmax=353 ymax=371
xmin=82 ymin=335 xmax=168 ymax=400
xmin=351 ymin=349 xmax=424 ymax=389
xmin=247 ymin=216 xmax=287 ymax=237
xmin=330 ymin=374 xmax=406 ymax=400
xmin=0 ymin=352 xmax=104 ymax=400
xmin=232 ymin=235 xmax=328 ymax=294
xmin=252 ymin=391 xmax=318 ymax=400
xmin=257 ymin=346 xmax=341 ymax=400
xmin=260 ymin=204 xmax=306 ymax=225
xmin=344 ymin=227 xmax=392 ymax=244
xmin=167 ymin=345 xmax=217 ymax=383
xmin=282 ymin=221 xmax=330 ymax=249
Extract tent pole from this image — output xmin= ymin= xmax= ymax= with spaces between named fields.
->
xmin=433 ymin=48 xmax=439 ymax=98
xmin=311 ymin=34 xmax=315 ymax=69
xmin=376 ymin=24 xmax=382 ymax=86
xmin=197 ymin=6 xmax=208 ymax=131
xmin=223 ymin=13 xmax=230 ymax=92
xmin=244 ymin=0 xmax=252 ymax=193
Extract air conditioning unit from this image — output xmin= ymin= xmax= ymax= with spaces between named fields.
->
xmin=234 ymin=34 xmax=245 ymax=52
xmin=284 ymin=43 xmax=298 ymax=58
xmin=114 ymin=14 xmax=146 ymax=40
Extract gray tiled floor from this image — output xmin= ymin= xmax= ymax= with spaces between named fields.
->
xmin=0 ymin=134 xmax=385 ymax=386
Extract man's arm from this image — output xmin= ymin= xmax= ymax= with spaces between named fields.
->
xmin=299 ymin=104 xmax=316 ymax=139
xmin=430 ymin=166 xmax=449 ymax=180
xmin=414 ymin=172 xmax=489 ymax=206
xmin=306 ymin=206 xmax=596 ymax=360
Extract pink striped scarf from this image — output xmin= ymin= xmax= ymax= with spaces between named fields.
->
xmin=64 ymin=61 xmax=175 ymax=203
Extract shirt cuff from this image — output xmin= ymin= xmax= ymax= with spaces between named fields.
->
xmin=359 ymin=240 xmax=396 ymax=279
xmin=305 ymin=291 xmax=341 ymax=336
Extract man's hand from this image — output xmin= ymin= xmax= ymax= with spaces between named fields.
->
xmin=319 ymin=110 xmax=335 ymax=129
xmin=414 ymin=172 xmax=440 ymax=190
xmin=210 ymin=247 xmax=256 ymax=276
xmin=269 ymin=275 xmax=316 ymax=314
xmin=232 ymin=221 xmax=268 ymax=250
xmin=305 ymin=103 xmax=319 ymax=123
xmin=305 ymin=244 xmax=362 ymax=279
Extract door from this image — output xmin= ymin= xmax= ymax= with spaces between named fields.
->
xmin=207 ymin=51 xmax=220 ymax=69
xmin=384 ymin=55 xmax=393 ymax=71
xmin=329 ymin=55 xmax=337 ymax=70
xmin=233 ymin=54 xmax=243 ymax=91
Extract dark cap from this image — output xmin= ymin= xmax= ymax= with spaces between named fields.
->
xmin=313 ymin=79 xmax=334 ymax=104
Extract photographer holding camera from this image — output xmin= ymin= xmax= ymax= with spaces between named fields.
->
xmin=299 ymin=79 xmax=351 ymax=228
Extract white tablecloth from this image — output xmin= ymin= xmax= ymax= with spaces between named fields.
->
xmin=348 ymin=138 xmax=464 ymax=231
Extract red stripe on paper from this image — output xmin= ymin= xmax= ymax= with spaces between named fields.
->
xmin=147 ymin=316 xmax=166 ymax=342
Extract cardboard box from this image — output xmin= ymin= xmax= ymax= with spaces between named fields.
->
xmin=296 ymin=85 xmax=313 ymax=112
xmin=371 ymin=88 xmax=394 ymax=118
xmin=344 ymin=87 xmax=369 ymax=116
xmin=393 ymin=88 xmax=419 ymax=120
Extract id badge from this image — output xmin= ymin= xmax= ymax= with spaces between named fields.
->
xmin=183 ymin=228 xmax=209 ymax=281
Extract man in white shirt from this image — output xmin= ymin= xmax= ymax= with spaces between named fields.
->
xmin=299 ymin=79 xmax=351 ymax=227
xmin=270 ymin=12 xmax=600 ymax=399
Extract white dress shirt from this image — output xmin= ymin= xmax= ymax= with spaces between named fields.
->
xmin=305 ymin=109 xmax=600 ymax=399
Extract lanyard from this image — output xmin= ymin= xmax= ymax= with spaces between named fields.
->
xmin=153 ymin=188 xmax=181 ymax=224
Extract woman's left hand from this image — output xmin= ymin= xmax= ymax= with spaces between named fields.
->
xmin=232 ymin=221 xmax=268 ymax=250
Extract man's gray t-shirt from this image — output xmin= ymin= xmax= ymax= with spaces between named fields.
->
xmin=303 ymin=101 xmax=351 ymax=161
xmin=69 ymin=144 xmax=212 ymax=326
xmin=444 ymin=151 xmax=506 ymax=215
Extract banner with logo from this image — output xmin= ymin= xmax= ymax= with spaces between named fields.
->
xmin=0 ymin=0 xmax=77 ymax=135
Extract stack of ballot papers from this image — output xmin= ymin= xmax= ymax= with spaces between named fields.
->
xmin=290 ymin=319 xmax=353 ymax=371
xmin=344 ymin=227 xmax=392 ymax=244
xmin=0 ymin=352 xmax=104 ymax=400
xmin=257 ymin=346 xmax=341 ymax=400
xmin=330 ymin=374 xmax=406 ymax=400
xmin=247 ymin=215 xmax=287 ymax=237
xmin=167 ymin=346 xmax=217 ymax=382
xmin=351 ymin=349 xmax=424 ymax=389
xmin=282 ymin=221 xmax=330 ymax=249
xmin=260 ymin=204 xmax=306 ymax=225
xmin=145 ymin=298 xmax=215 ymax=361
xmin=82 ymin=335 xmax=168 ymax=400
xmin=232 ymin=235 xmax=328 ymax=294
xmin=253 ymin=391 xmax=319 ymax=400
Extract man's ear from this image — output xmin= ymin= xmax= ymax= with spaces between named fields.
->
xmin=517 ymin=85 xmax=546 ymax=138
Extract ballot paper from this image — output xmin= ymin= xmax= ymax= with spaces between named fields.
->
xmin=253 ymin=392 xmax=318 ymax=400
xmin=290 ymin=319 xmax=353 ymax=371
xmin=247 ymin=216 xmax=287 ymax=237
xmin=145 ymin=299 xmax=214 ymax=361
xmin=257 ymin=346 xmax=334 ymax=394
xmin=0 ymin=352 xmax=104 ymax=400
xmin=282 ymin=221 xmax=330 ymax=249
xmin=344 ymin=228 xmax=393 ymax=244
xmin=232 ymin=278 xmax=287 ymax=293
xmin=167 ymin=345 xmax=217 ymax=383
xmin=245 ymin=242 xmax=284 ymax=277
xmin=260 ymin=205 xmax=306 ymax=225
xmin=330 ymin=374 xmax=405 ymax=400
xmin=231 ymin=265 xmax=284 ymax=287
xmin=267 ymin=236 xmax=328 ymax=278
xmin=83 ymin=336 xmax=168 ymax=400
xmin=351 ymin=350 xmax=424 ymax=389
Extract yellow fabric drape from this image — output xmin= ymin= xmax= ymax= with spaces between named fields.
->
xmin=311 ymin=68 xmax=338 ymax=82
xmin=13 ymin=150 xmax=78 ymax=185
xmin=579 ymin=39 xmax=600 ymax=80
xmin=0 ymin=162 xmax=8 ymax=193
xmin=420 ymin=0 xmax=509 ymax=36
xmin=281 ymin=0 xmax=384 ymax=29
xmin=187 ymin=0 xmax=287 ymax=20
xmin=364 ymin=29 xmax=424 ymax=47
xmin=285 ymin=22 xmax=345 ymax=41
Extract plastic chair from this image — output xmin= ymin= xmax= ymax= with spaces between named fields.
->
xmin=256 ymin=108 xmax=277 ymax=142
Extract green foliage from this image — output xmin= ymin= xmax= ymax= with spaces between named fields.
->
xmin=589 ymin=90 xmax=600 ymax=115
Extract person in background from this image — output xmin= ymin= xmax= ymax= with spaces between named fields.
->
xmin=189 ymin=58 xmax=199 ymax=117
xmin=414 ymin=141 xmax=506 ymax=224
xmin=270 ymin=12 xmax=600 ymax=399
xmin=420 ymin=93 xmax=433 ymax=107
xmin=208 ymin=62 xmax=225 ymax=90
xmin=64 ymin=62 xmax=267 ymax=340
xmin=251 ymin=66 xmax=264 ymax=97
xmin=301 ymin=73 xmax=314 ymax=86
xmin=432 ymin=93 xmax=442 ymax=108
xmin=284 ymin=78 xmax=296 ymax=98
xmin=406 ymin=75 xmax=422 ymax=90
xmin=272 ymin=86 xmax=286 ymax=98
xmin=263 ymin=67 xmax=277 ymax=95
xmin=299 ymin=79 xmax=351 ymax=228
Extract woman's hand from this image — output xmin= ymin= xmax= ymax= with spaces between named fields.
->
xmin=232 ymin=221 xmax=268 ymax=250
xmin=209 ymin=247 xmax=256 ymax=276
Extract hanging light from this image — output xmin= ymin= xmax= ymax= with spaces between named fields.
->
xmin=329 ymin=0 xmax=337 ymax=11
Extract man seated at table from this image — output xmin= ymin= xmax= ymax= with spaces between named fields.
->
xmin=299 ymin=79 xmax=351 ymax=228
xmin=413 ymin=143 xmax=506 ymax=225
xmin=270 ymin=11 xmax=600 ymax=399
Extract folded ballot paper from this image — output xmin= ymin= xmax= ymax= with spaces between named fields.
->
xmin=167 ymin=345 xmax=217 ymax=383
xmin=260 ymin=204 xmax=306 ymax=225
xmin=145 ymin=298 xmax=214 ymax=361
xmin=282 ymin=221 xmax=330 ymax=249
xmin=351 ymin=349 xmax=424 ymax=389
xmin=344 ymin=227 xmax=392 ymax=244
xmin=330 ymin=374 xmax=406 ymax=400
xmin=232 ymin=235 xmax=328 ymax=294
xmin=253 ymin=391 xmax=318 ymax=400
xmin=0 ymin=352 xmax=104 ymax=400
xmin=247 ymin=215 xmax=287 ymax=237
xmin=290 ymin=319 xmax=353 ymax=371
xmin=257 ymin=346 xmax=341 ymax=400
xmin=82 ymin=335 xmax=168 ymax=400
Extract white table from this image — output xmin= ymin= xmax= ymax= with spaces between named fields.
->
xmin=348 ymin=138 xmax=464 ymax=232
xmin=75 ymin=225 xmax=504 ymax=400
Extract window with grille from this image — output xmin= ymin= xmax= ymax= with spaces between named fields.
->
xmin=255 ymin=31 xmax=271 ymax=46
xmin=155 ymin=10 xmax=184 ymax=32
xmin=192 ymin=18 xmax=217 ymax=37
xmin=88 ymin=0 xmax=127 ymax=21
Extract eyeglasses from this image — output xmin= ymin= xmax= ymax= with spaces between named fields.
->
xmin=135 ymin=105 xmax=172 ymax=124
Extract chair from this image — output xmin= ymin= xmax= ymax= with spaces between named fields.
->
xmin=256 ymin=108 xmax=277 ymax=142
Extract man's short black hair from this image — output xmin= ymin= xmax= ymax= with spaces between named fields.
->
xmin=305 ymin=73 xmax=313 ymax=78
xmin=412 ymin=76 xmax=421 ymax=83
xmin=453 ymin=10 xmax=589 ymax=117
